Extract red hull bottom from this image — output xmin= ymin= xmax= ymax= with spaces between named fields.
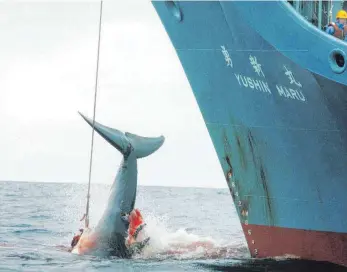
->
xmin=242 ymin=224 xmax=347 ymax=267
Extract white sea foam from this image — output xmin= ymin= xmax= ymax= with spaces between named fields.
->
xmin=133 ymin=213 xmax=245 ymax=260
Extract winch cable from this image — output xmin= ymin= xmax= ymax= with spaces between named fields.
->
xmin=83 ymin=0 xmax=103 ymax=229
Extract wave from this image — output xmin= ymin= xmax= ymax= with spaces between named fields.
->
xmin=28 ymin=215 xmax=51 ymax=219
xmin=13 ymin=228 xmax=51 ymax=234
xmin=7 ymin=224 xmax=32 ymax=228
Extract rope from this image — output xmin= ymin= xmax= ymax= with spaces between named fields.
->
xmin=85 ymin=0 xmax=103 ymax=229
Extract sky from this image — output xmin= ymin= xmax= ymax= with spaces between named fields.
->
xmin=0 ymin=1 xmax=227 ymax=188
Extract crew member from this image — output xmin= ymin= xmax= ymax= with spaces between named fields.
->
xmin=70 ymin=228 xmax=83 ymax=249
xmin=325 ymin=10 xmax=347 ymax=41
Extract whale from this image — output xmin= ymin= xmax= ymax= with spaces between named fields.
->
xmin=72 ymin=112 xmax=165 ymax=257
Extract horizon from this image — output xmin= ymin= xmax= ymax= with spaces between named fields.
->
xmin=0 ymin=179 xmax=229 ymax=190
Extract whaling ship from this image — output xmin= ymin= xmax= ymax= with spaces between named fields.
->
xmin=153 ymin=0 xmax=347 ymax=266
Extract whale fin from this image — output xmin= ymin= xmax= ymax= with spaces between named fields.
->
xmin=128 ymin=237 xmax=151 ymax=255
xmin=79 ymin=112 xmax=164 ymax=158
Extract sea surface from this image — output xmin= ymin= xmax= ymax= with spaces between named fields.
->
xmin=1 ymin=181 xmax=346 ymax=272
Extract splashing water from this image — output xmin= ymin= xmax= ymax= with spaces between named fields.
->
xmin=133 ymin=213 xmax=245 ymax=260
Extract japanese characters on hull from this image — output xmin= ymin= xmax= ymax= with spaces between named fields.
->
xmin=220 ymin=45 xmax=306 ymax=103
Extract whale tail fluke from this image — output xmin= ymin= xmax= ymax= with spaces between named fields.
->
xmin=79 ymin=112 xmax=165 ymax=158
xmin=125 ymin=132 xmax=164 ymax=158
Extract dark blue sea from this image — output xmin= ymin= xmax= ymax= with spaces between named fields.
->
xmin=1 ymin=181 xmax=346 ymax=272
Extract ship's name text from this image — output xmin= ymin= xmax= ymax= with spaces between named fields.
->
xmin=234 ymin=74 xmax=306 ymax=103
xmin=275 ymin=85 xmax=306 ymax=102
xmin=235 ymin=74 xmax=271 ymax=94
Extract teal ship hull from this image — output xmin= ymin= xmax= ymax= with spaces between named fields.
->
xmin=153 ymin=0 xmax=347 ymax=266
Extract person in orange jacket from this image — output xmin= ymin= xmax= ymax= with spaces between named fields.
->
xmin=126 ymin=208 xmax=147 ymax=247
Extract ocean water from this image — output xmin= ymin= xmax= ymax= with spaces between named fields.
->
xmin=1 ymin=181 xmax=346 ymax=272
